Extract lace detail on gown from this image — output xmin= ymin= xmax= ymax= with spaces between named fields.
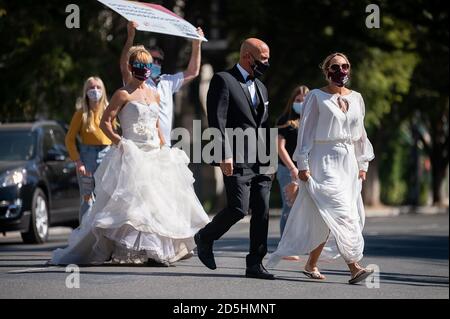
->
xmin=120 ymin=101 xmax=161 ymax=149
xmin=50 ymin=101 xmax=210 ymax=266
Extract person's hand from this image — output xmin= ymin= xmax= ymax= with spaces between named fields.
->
xmin=284 ymin=181 xmax=299 ymax=207
xmin=298 ymin=170 xmax=310 ymax=182
xmin=220 ymin=158 xmax=234 ymax=177
xmin=75 ymin=160 xmax=90 ymax=177
xmin=127 ymin=21 xmax=138 ymax=40
xmin=115 ymin=138 xmax=124 ymax=153
xmin=359 ymin=170 xmax=367 ymax=181
xmin=160 ymin=144 xmax=170 ymax=151
xmin=289 ymin=167 xmax=299 ymax=181
xmin=193 ymin=27 xmax=204 ymax=46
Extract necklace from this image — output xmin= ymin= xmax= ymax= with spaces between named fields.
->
xmin=138 ymin=88 xmax=152 ymax=105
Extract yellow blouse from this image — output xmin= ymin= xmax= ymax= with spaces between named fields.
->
xmin=65 ymin=110 xmax=113 ymax=161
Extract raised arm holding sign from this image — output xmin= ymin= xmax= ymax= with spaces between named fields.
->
xmin=118 ymin=17 xmax=204 ymax=147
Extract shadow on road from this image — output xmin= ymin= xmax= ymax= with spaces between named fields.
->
xmin=363 ymin=235 xmax=449 ymax=260
xmin=319 ymin=269 xmax=449 ymax=288
xmin=215 ymin=234 xmax=449 ymax=261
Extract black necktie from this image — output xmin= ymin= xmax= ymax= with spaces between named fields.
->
xmin=246 ymin=75 xmax=255 ymax=82
xmin=254 ymin=88 xmax=260 ymax=111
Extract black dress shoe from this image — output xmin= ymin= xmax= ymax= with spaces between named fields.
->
xmin=194 ymin=232 xmax=216 ymax=270
xmin=245 ymin=264 xmax=275 ymax=280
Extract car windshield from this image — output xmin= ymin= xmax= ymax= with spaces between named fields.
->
xmin=0 ymin=130 xmax=36 ymax=161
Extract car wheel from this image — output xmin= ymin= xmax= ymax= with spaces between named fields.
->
xmin=21 ymin=188 xmax=49 ymax=244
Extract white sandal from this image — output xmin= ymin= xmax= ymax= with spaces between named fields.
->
xmin=303 ymin=267 xmax=326 ymax=280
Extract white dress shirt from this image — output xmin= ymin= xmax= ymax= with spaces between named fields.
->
xmin=236 ymin=64 xmax=257 ymax=106
xmin=145 ymin=72 xmax=184 ymax=146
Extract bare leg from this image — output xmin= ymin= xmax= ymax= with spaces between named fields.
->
xmin=304 ymin=242 xmax=327 ymax=279
xmin=347 ymin=262 xmax=364 ymax=277
xmin=283 ymin=255 xmax=300 ymax=261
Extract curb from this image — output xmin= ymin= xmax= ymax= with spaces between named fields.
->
xmin=365 ymin=206 xmax=449 ymax=218
xmin=268 ymin=206 xmax=449 ymax=218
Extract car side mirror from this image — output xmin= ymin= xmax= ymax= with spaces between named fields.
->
xmin=45 ymin=148 xmax=66 ymax=162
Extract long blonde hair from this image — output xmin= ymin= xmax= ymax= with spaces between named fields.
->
xmin=76 ymin=76 xmax=108 ymax=133
xmin=277 ymin=85 xmax=310 ymax=129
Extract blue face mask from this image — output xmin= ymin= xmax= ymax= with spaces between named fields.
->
xmin=150 ymin=64 xmax=162 ymax=79
xmin=293 ymin=102 xmax=304 ymax=115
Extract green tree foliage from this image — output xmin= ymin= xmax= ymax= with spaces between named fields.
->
xmin=0 ymin=1 xmax=129 ymax=122
xmin=0 ymin=0 xmax=447 ymax=205
xmin=223 ymin=0 xmax=448 ymax=205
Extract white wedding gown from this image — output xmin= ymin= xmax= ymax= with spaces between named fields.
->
xmin=267 ymin=89 xmax=374 ymax=267
xmin=51 ymin=101 xmax=210 ymax=265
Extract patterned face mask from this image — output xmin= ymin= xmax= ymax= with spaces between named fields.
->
xmin=328 ymin=69 xmax=349 ymax=87
xmin=131 ymin=62 xmax=152 ymax=81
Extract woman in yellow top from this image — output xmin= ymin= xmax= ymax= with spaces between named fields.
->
xmin=65 ymin=76 xmax=113 ymax=222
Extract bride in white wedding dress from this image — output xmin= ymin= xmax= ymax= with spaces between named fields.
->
xmin=51 ymin=46 xmax=210 ymax=266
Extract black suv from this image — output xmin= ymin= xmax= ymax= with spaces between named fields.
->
xmin=0 ymin=121 xmax=79 ymax=243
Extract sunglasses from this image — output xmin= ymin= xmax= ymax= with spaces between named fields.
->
xmin=329 ymin=63 xmax=350 ymax=72
xmin=132 ymin=62 xmax=153 ymax=69
xmin=152 ymin=57 xmax=164 ymax=65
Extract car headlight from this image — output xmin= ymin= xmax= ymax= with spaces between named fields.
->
xmin=0 ymin=169 xmax=27 ymax=187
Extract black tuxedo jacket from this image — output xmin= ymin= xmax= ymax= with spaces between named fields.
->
xmin=206 ymin=65 xmax=271 ymax=169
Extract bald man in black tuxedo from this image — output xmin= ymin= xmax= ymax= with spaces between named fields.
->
xmin=195 ymin=38 xmax=275 ymax=280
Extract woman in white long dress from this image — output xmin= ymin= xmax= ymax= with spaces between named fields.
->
xmin=51 ymin=46 xmax=210 ymax=266
xmin=267 ymin=53 xmax=375 ymax=284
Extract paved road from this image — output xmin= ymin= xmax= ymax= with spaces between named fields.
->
xmin=0 ymin=214 xmax=448 ymax=299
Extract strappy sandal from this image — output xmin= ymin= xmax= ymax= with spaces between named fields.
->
xmin=302 ymin=267 xmax=326 ymax=280
xmin=348 ymin=268 xmax=374 ymax=285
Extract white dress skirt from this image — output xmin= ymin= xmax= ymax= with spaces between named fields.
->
xmin=51 ymin=101 xmax=210 ymax=265
xmin=267 ymin=89 xmax=374 ymax=267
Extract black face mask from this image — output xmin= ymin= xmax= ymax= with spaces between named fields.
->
xmin=251 ymin=55 xmax=270 ymax=78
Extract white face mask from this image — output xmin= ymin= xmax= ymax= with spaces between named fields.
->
xmin=293 ymin=102 xmax=304 ymax=115
xmin=86 ymin=88 xmax=103 ymax=102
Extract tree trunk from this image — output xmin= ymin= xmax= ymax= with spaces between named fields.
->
xmin=363 ymin=156 xmax=381 ymax=206
xmin=429 ymin=97 xmax=449 ymax=206
xmin=362 ymin=128 xmax=383 ymax=207
xmin=431 ymin=156 xmax=449 ymax=206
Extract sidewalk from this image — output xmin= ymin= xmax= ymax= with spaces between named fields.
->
xmin=269 ymin=205 xmax=449 ymax=218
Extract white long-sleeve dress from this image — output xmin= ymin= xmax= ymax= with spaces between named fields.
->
xmin=267 ymin=89 xmax=375 ymax=267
